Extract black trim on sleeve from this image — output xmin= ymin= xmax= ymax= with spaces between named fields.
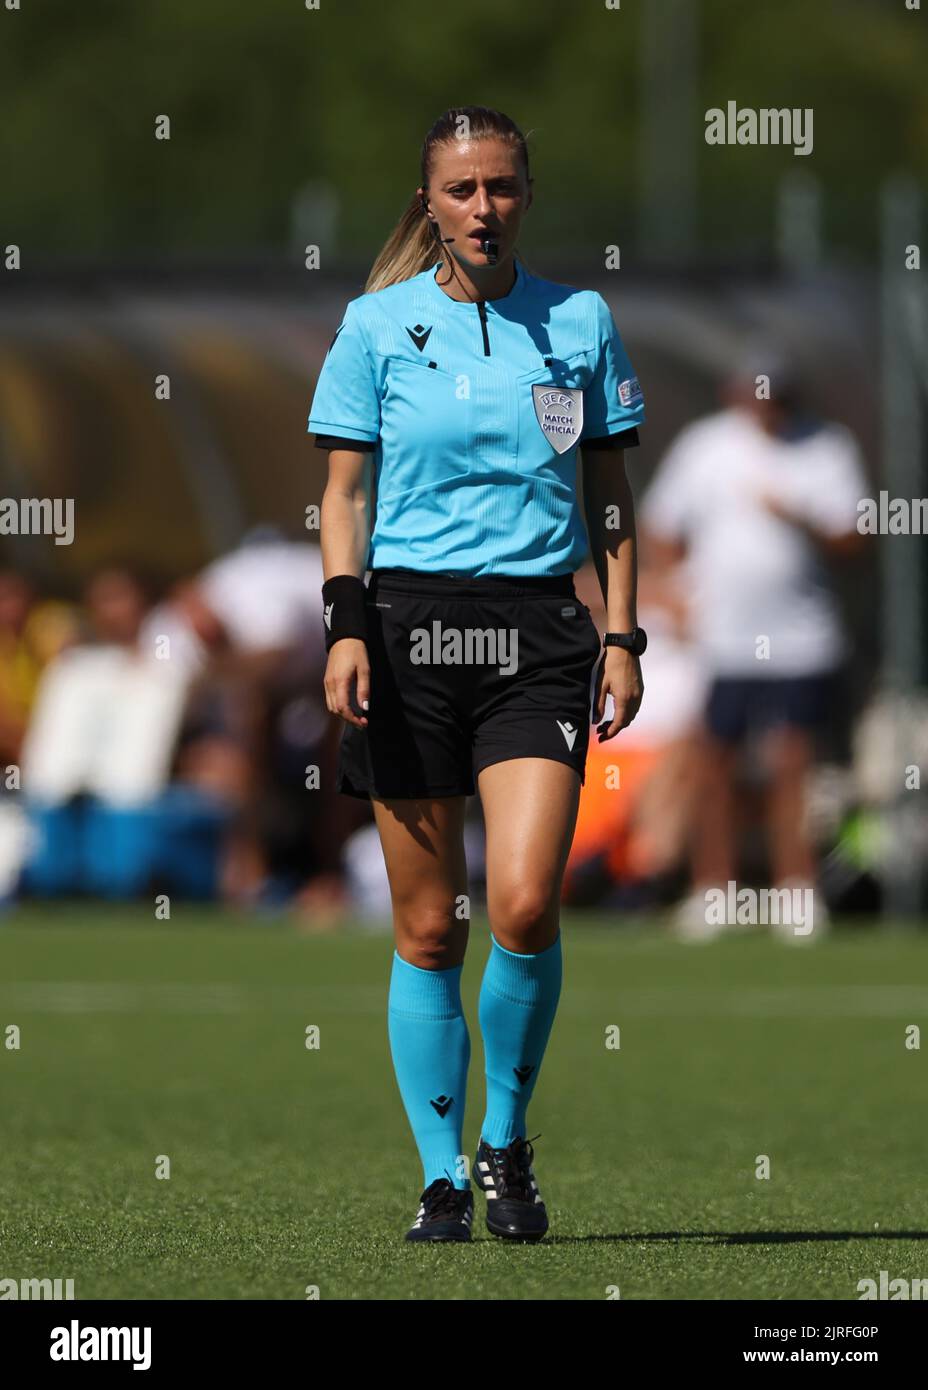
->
xmin=581 ymin=427 xmax=640 ymax=450
xmin=313 ymin=434 xmax=377 ymax=451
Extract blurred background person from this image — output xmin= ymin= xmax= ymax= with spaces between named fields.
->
xmin=640 ymin=349 xmax=870 ymax=939
xmin=141 ymin=528 xmax=364 ymax=919
xmin=0 ymin=568 xmax=78 ymax=766
xmin=563 ymin=556 xmax=704 ymax=910
xmin=18 ymin=562 xmax=228 ymax=900
xmin=0 ymin=569 xmax=79 ymax=901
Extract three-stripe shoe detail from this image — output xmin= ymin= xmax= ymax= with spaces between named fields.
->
xmin=473 ymin=1134 xmax=548 ymax=1240
xmin=405 ymin=1176 xmax=473 ymax=1242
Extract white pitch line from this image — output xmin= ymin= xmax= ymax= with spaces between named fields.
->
xmin=0 ymin=982 xmax=923 ymax=1019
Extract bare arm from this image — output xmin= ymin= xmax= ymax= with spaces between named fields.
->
xmin=321 ymin=449 xmax=373 ymax=730
xmin=760 ymin=494 xmax=869 ymax=559
xmin=321 ymin=449 xmax=373 ymax=581
xmin=581 ymin=447 xmax=644 ymax=737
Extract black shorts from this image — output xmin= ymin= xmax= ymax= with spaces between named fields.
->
xmin=336 ymin=567 xmax=603 ymax=800
xmin=705 ymin=671 xmax=839 ymax=743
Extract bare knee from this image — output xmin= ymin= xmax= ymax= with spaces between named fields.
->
xmin=393 ymin=898 xmax=465 ymax=969
xmin=489 ymin=883 xmax=558 ymax=952
xmin=765 ymin=725 xmax=813 ymax=777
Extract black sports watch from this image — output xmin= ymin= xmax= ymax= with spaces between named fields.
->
xmin=604 ymin=627 xmax=647 ymax=656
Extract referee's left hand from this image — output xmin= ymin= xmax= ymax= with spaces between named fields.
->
xmin=593 ymin=648 xmax=643 ymax=740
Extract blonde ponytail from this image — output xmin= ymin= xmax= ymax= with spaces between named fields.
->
xmin=364 ymin=193 xmax=439 ymax=294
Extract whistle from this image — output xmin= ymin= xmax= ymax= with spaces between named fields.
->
xmin=480 ymin=235 xmax=499 ymax=265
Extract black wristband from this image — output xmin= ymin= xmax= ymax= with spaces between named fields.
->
xmin=322 ymin=574 xmax=368 ymax=652
xmin=604 ymin=627 xmax=647 ymax=656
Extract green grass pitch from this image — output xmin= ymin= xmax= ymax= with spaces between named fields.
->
xmin=0 ymin=905 xmax=925 ymax=1300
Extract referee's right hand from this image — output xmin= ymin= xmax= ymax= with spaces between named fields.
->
xmin=324 ymin=638 xmax=370 ymax=728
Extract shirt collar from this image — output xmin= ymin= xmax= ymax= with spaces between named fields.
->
xmin=424 ymin=256 xmax=527 ymax=312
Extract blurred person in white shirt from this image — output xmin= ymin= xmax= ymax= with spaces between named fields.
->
xmin=141 ymin=529 xmax=360 ymax=916
xmin=18 ymin=563 xmax=225 ymax=899
xmin=641 ymin=351 xmax=869 ymax=936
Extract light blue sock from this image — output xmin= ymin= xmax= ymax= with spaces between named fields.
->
xmin=478 ymin=931 xmax=562 ymax=1149
xmin=387 ymin=951 xmax=471 ymax=1190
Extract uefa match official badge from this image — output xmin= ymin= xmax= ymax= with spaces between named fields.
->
xmin=532 ymin=385 xmax=584 ymax=454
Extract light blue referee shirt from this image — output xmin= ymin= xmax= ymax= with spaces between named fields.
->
xmin=308 ymin=257 xmax=645 ymax=577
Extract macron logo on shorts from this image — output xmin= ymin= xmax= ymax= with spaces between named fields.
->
xmin=323 ymin=603 xmax=334 ymax=630
xmin=556 ymin=719 xmax=578 ymax=751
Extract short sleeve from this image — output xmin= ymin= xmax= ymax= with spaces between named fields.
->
xmin=307 ymin=299 xmax=381 ymax=444
xmin=801 ymin=426 xmax=868 ymax=536
xmin=580 ymin=292 xmax=645 ymax=443
xmin=313 ymin=434 xmax=377 ymax=452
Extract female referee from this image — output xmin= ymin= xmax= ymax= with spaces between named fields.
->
xmin=309 ymin=106 xmax=646 ymax=1243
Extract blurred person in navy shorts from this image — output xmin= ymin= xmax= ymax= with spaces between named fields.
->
xmin=641 ymin=352 xmax=868 ymax=937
